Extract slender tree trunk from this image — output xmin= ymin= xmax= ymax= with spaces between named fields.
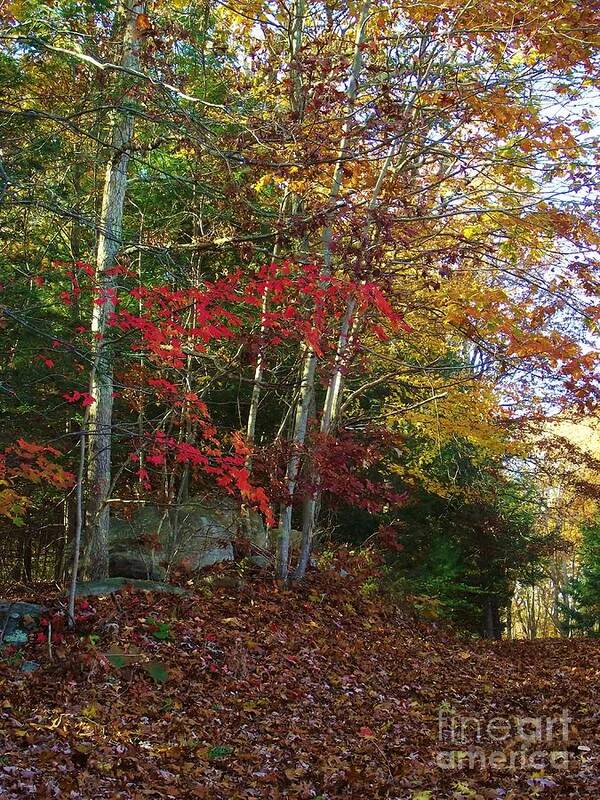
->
xmin=294 ymin=143 xmax=395 ymax=579
xmin=68 ymin=415 xmax=88 ymax=626
xmin=294 ymin=29 xmax=443 ymax=578
xmin=245 ymin=193 xmax=289 ymax=452
xmin=293 ymin=298 xmax=355 ymax=578
xmin=560 ymin=556 xmax=571 ymax=638
xmin=246 ymin=284 xmax=271 ymax=449
xmin=321 ymin=0 xmax=371 ymax=272
xmin=242 ymin=0 xmax=305 ymax=558
xmin=483 ymin=597 xmax=501 ymax=640
xmin=85 ymin=0 xmax=144 ymax=579
xmin=277 ymin=0 xmax=371 ymax=582
xmin=21 ymin=528 xmax=32 ymax=581
xmin=277 ymin=345 xmax=316 ymax=579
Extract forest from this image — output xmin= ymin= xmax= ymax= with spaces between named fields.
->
xmin=0 ymin=0 xmax=600 ymax=797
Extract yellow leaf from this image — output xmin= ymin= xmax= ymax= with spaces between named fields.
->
xmin=81 ymin=704 xmax=99 ymax=720
xmin=222 ymin=616 xmax=243 ymax=626
xmin=253 ymin=174 xmax=273 ymax=192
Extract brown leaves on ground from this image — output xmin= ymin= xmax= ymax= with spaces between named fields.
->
xmin=0 ymin=572 xmax=599 ymax=799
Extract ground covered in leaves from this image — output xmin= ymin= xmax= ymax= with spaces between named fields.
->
xmin=1 ymin=570 xmax=599 ymax=799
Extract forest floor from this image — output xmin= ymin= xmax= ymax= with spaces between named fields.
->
xmin=0 ymin=569 xmax=599 ymax=800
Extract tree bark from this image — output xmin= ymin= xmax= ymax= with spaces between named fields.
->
xmin=277 ymin=0 xmax=371 ymax=582
xmin=68 ymin=415 xmax=88 ymax=626
xmin=293 ymin=27 xmax=444 ymax=578
xmin=246 ymin=0 xmax=305 ymax=462
xmin=85 ymin=0 xmax=144 ymax=579
xmin=294 ymin=143 xmax=395 ymax=579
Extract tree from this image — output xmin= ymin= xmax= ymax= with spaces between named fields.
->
xmin=0 ymin=0 xmax=598 ymax=593
xmin=85 ymin=0 xmax=145 ymax=579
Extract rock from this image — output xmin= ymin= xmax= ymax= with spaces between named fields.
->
xmin=109 ymin=500 xmax=238 ymax=574
xmin=4 ymin=629 xmax=28 ymax=646
xmin=0 ymin=602 xmax=47 ymax=639
xmin=189 ymin=535 xmax=234 ymax=570
xmin=243 ymin=510 xmax=268 ymax=549
xmin=267 ymin=527 xmax=303 ymax=551
xmin=109 ymin=551 xmax=165 ymax=581
xmin=74 ymin=578 xmax=187 ymax=597
xmin=162 ymin=505 xmax=236 ymax=570
xmin=249 ymin=553 xmax=271 ymax=569
xmin=20 ymin=660 xmax=40 ymax=673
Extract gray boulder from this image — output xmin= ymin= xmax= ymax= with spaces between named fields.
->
xmin=74 ymin=578 xmax=187 ymax=596
xmin=0 ymin=601 xmax=47 ymax=641
xmin=109 ymin=551 xmax=165 ymax=581
xmin=109 ymin=500 xmax=238 ymax=575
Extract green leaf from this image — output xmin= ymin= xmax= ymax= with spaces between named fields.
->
xmin=152 ymin=623 xmax=171 ymax=641
xmin=452 ymin=782 xmax=476 ymax=797
xmin=146 ymin=618 xmax=172 ymax=641
xmin=107 ymin=653 xmax=127 ymax=669
xmin=143 ymin=661 xmax=169 ymax=683
xmin=207 ymin=745 xmax=234 ymax=760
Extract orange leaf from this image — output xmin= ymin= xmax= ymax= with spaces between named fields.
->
xmin=136 ymin=13 xmax=152 ymax=36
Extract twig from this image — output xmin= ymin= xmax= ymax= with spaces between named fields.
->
xmin=67 ymin=410 xmax=90 ymax=628
xmin=4 ymin=36 xmax=226 ymax=109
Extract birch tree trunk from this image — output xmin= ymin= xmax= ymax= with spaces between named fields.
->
xmin=294 ymin=147 xmax=394 ymax=579
xmin=85 ymin=0 xmax=144 ymax=579
xmin=68 ymin=410 xmax=89 ymax=626
xmin=293 ymin=28 xmax=442 ymax=579
xmin=245 ymin=194 xmax=289 ymax=451
xmin=277 ymin=0 xmax=371 ymax=582
xmin=241 ymin=1 xmax=306 ymax=550
xmin=293 ymin=298 xmax=356 ymax=578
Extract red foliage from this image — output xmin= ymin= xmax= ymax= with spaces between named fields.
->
xmin=3 ymin=260 xmax=411 ymax=533
xmin=63 ymin=391 xmax=95 ymax=407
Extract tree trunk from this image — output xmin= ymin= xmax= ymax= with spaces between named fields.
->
xmin=277 ymin=345 xmax=317 ymax=579
xmin=277 ymin=0 xmax=371 ymax=582
xmin=294 ymin=32 xmax=440 ymax=577
xmin=294 ymin=143 xmax=396 ymax=579
xmin=245 ymin=193 xmax=290 ymax=452
xmin=68 ymin=416 xmax=88 ymax=626
xmin=484 ymin=597 xmax=501 ymax=640
xmin=85 ymin=0 xmax=144 ymax=579
xmin=294 ymin=297 xmax=355 ymax=578
xmin=244 ymin=0 xmax=305 ymax=556
xmin=247 ymin=0 xmax=305 ymax=457
xmin=21 ymin=528 xmax=32 ymax=582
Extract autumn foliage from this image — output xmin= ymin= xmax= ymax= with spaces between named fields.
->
xmin=0 ymin=0 xmax=599 ymax=614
